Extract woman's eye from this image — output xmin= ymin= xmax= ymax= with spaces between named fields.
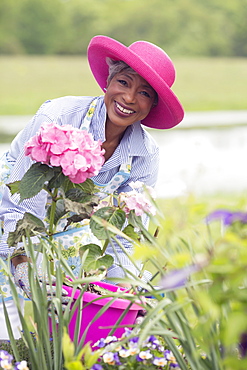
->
xmin=140 ymin=91 xmax=151 ymax=98
xmin=118 ymin=79 xmax=127 ymax=86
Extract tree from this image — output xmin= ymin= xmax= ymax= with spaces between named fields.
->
xmin=17 ymin=0 xmax=64 ymax=54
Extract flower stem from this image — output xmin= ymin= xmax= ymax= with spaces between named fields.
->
xmin=48 ymin=188 xmax=58 ymax=237
xmin=102 ymin=239 xmax=109 ymax=255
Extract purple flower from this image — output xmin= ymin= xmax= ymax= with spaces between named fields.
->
xmin=136 ymin=354 xmax=143 ymax=362
xmin=148 ymin=335 xmax=158 ymax=343
xmin=164 ymin=350 xmax=172 ymax=360
xmin=206 ymin=209 xmax=247 ymax=226
xmin=0 ymin=350 xmax=13 ymax=363
xmin=239 ymin=332 xmax=247 ymax=357
xmin=146 ymin=335 xmax=161 ymax=349
xmin=129 ymin=336 xmax=139 ymax=344
xmin=102 ymin=352 xmax=121 ymax=366
xmin=0 ymin=351 xmax=13 ymax=369
xmin=14 ymin=360 xmax=29 ymax=369
xmin=160 ymin=265 xmax=201 ymax=290
xmin=93 ymin=338 xmax=106 ymax=348
xmin=122 ymin=327 xmax=132 ymax=338
xmin=137 ymin=350 xmax=153 ymax=361
xmin=113 ymin=353 xmax=121 ymax=366
xmin=103 ymin=352 xmax=114 ymax=364
xmin=153 ymin=357 xmax=167 ymax=366
xmin=164 ymin=350 xmax=179 ymax=367
xmin=91 ymin=364 xmax=103 ymax=370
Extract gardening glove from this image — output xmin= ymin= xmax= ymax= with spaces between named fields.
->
xmin=13 ymin=262 xmax=71 ymax=309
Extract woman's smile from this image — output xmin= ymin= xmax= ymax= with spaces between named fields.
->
xmin=115 ymin=101 xmax=135 ymax=116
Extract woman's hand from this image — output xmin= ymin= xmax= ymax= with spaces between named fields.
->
xmin=13 ymin=262 xmax=70 ymax=307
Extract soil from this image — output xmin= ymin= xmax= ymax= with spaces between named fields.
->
xmin=87 ymin=283 xmax=103 ymax=295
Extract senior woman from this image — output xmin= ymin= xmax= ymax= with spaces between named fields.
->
xmin=0 ymin=35 xmax=184 ymax=339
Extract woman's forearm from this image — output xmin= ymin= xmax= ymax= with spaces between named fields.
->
xmin=11 ymin=255 xmax=29 ymax=267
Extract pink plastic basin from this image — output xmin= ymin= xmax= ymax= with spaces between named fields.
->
xmin=50 ymin=281 xmax=141 ymax=346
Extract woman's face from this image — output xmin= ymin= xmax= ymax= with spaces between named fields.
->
xmin=104 ymin=71 xmax=156 ymax=130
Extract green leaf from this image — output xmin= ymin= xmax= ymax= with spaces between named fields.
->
xmin=62 ymin=329 xmax=75 ymax=362
xmin=47 ymin=166 xmax=66 ymax=189
xmin=60 ymin=176 xmax=75 ymax=193
xmin=18 ymin=162 xmax=55 ymax=201
xmin=90 ymin=207 xmax=126 ymax=240
xmin=63 ymin=198 xmax=97 ymax=225
xmin=83 ymin=346 xmax=103 ymax=368
xmin=128 ymin=210 xmax=156 ymax=243
xmin=224 ymin=311 xmax=247 ymax=346
xmin=127 ymin=210 xmax=143 ymax=228
xmin=6 ymin=180 xmax=21 ymax=195
xmin=65 ymin=188 xmax=100 ymax=205
xmin=63 ymin=329 xmax=85 ymax=369
xmin=47 ymin=199 xmax=66 ymax=226
xmin=76 ymin=178 xmax=98 ymax=194
xmin=7 ymin=212 xmax=46 ymax=247
xmin=79 ymin=244 xmax=114 ymax=272
xmin=64 ymin=361 xmax=84 ymax=370
xmin=61 ymin=177 xmax=96 ymax=194
xmin=123 ymin=224 xmax=140 ymax=241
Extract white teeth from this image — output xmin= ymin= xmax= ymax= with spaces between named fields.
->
xmin=116 ymin=102 xmax=134 ymax=114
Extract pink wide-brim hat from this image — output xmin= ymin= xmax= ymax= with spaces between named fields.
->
xmin=87 ymin=35 xmax=184 ymax=129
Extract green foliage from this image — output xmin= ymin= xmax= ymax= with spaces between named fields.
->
xmin=0 ymin=0 xmax=247 ymax=57
xmin=3 ymin=192 xmax=247 ymax=369
xmin=7 ymin=212 xmax=46 ymax=247
xmin=79 ymin=244 xmax=114 ymax=272
xmin=0 ymin=334 xmax=55 ymax=369
xmin=6 ymin=158 xmax=156 ymax=280
xmin=90 ymin=207 xmax=126 ymax=240
xmin=6 ymin=163 xmax=103 ymax=262
xmin=19 ymin=163 xmax=56 ymax=201
xmin=63 ymin=329 xmax=102 ymax=370
xmin=132 ymin=192 xmax=247 ymax=369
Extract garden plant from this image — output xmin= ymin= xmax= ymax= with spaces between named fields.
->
xmin=1 ymin=122 xmax=247 ymax=369
xmin=1 ymin=192 xmax=247 ymax=369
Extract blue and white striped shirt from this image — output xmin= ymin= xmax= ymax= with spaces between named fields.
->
xmin=0 ymin=95 xmax=159 ymax=278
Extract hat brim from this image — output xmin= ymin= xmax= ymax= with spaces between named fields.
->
xmin=87 ymin=36 xmax=184 ymax=129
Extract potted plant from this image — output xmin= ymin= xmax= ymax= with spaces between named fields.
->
xmin=6 ymin=121 xmax=156 ymax=345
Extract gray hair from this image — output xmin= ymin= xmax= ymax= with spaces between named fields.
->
xmin=106 ymin=58 xmax=137 ymax=85
xmin=106 ymin=57 xmax=158 ymax=105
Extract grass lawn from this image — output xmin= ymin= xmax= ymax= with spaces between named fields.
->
xmin=0 ymin=55 xmax=247 ymax=115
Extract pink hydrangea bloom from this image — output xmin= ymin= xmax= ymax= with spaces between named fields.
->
xmin=119 ymin=188 xmax=156 ymax=217
xmin=24 ymin=122 xmax=105 ymax=183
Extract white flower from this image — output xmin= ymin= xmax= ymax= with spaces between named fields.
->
xmin=129 ymin=181 xmax=143 ymax=189
xmin=0 ymin=359 xmax=12 ymax=369
xmin=104 ymin=335 xmax=117 ymax=344
xmin=119 ymin=349 xmax=131 ymax=358
xmin=103 ymin=352 xmax=114 ymax=364
xmin=128 ymin=345 xmax=140 ymax=356
xmin=16 ymin=361 xmax=29 ymax=370
xmin=153 ymin=357 xmax=167 ymax=366
xmin=139 ymin=350 xmax=153 ymax=360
